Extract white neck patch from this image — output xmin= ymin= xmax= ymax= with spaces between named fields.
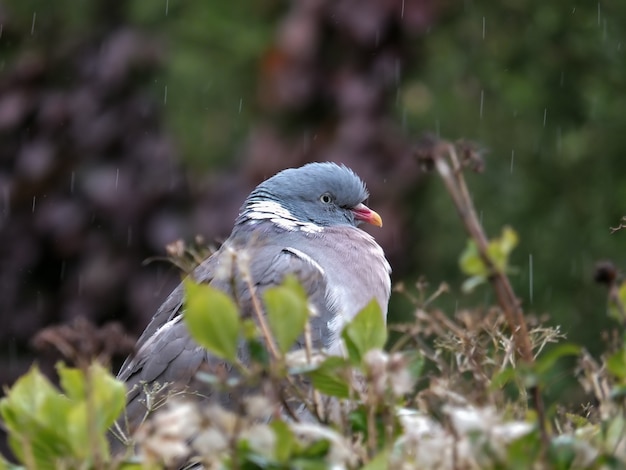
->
xmin=244 ymin=200 xmax=323 ymax=234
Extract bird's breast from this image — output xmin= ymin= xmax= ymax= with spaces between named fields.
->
xmin=303 ymin=226 xmax=391 ymax=347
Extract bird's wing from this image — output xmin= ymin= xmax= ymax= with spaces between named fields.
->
xmin=116 ymin=254 xmax=218 ymax=382
xmin=116 ymin=238 xmax=330 ymax=436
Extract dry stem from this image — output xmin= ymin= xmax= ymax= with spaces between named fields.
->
xmin=415 ymin=135 xmax=548 ymax=446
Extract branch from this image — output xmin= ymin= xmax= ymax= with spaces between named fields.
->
xmin=414 ymin=135 xmax=547 ymax=446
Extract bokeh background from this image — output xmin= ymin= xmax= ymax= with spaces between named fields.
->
xmin=0 ymin=0 xmax=624 ymax=410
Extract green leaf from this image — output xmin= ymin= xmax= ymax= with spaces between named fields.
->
xmin=116 ymin=464 xmax=144 ymax=470
xmin=604 ymin=412 xmax=626 ymax=452
xmin=86 ymin=363 xmax=126 ymax=431
xmin=500 ymin=225 xmax=519 ymax=253
xmin=308 ymin=357 xmax=351 ymax=399
xmin=608 ymin=281 xmax=626 ymax=323
xmin=548 ymin=435 xmax=578 ymax=469
xmin=610 ymin=384 xmax=626 ymax=400
xmin=459 ymin=239 xmax=486 ymax=277
xmin=490 ymin=367 xmax=518 ymax=390
xmin=66 ymin=363 xmax=125 ymax=415
xmin=592 ymin=455 xmax=624 ymax=469
xmin=0 ymin=366 xmax=74 ymax=468
xmin=348 ymin=407 xmax=368 ymax=434
xmin=488 ymin=225 xmax=519 ymax=272
xmin=565 ymin=412 xmax=591 ymax=429
xmin=183 ymin=279 xmax=241 ymax=362
xmin=534 ymin=343 xmax=581 ymax=375
xmin=297 ymin=438 xmax=330 ymax=459
xmin=241 ymin=318 xmax=258 ymax=340
xmin=341 ymin=300 xmax=387 ymax=364
xmin=271 ymin=420 xmax=296 ymax=462
xmin=606 ymin=349 xmax=626 ymax=380
xmin=57 ymin=366 xmax=85 ymax=401
xmin=248 ymin=337 xmax=270 ymax=366
xmin=65 ymin=403 xmax=91 ymax=458
xmin=361 ymin=449 xmax=390 ymax=470
xmin=57 ymin=362 xmax=126 ymax=458
xmin=263 ymin=276 xmax=309 ymax=354
xmin=0 ymin=363 xmax=126 ymax=465
xmin=459 ymin=226 xmax=519 ymax=293
xmin=404 ymin=351 xmax=425 ymax=380
xmin=504 ymin=430 xmax=542 ymax=470
xmin=287 ymin=461 xmax=329 ymax=470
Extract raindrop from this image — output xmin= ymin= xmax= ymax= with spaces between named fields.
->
xmin=238 ymin=98 xmax=243 ymax=113
xmin=0 ymin=24 xmax=3 ymax=39
xmin=31 ymin=12 xmax=36 ymax=35
xmin=529 ymin=254 xmax=534 ymax=304
xmin=115 ymin=168 xmax=120 ymax=190
xmin=597 ymin=2 xmax=601 ymax=26
xmin=482 ymin=16 xmax=486 ymax=40
xmin=510 ymin=149 xmax=515 ymax=173
xmin=163 ymin=85 xmax=168 ymax=105
xmin=165 ymin=0 xmax=169 ymax=16
xmin=543 ymin=108 xmax=547 ymax=127
xmin=479 ymin=89 xmax=484 ymax=119
xmin=32 ymin=195 xmax=36 ymax=213
xmin=70 ymin=171 xmax=75 ymax=193
xmin=401 ymin=0 xmax=405 ymax=19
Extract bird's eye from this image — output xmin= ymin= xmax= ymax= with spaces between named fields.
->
xmin=320 ymin=193 xmax=333 ymax=204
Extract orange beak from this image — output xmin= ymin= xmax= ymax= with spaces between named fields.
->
xmin=352 ymin=203 xmax=383 ymax=227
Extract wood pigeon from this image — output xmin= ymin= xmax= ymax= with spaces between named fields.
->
xmin=115 ymin=162 xmax=391 ymax=437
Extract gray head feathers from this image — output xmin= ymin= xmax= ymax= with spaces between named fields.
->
xmin=237 ymin=162 xmax=372 ymax=229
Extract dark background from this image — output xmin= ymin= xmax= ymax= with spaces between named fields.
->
xmin=0 ymin=0 xmax=624 ymax=410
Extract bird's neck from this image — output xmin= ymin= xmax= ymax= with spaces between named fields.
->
xmin=236 ymin=199 xmax=323 ymax=234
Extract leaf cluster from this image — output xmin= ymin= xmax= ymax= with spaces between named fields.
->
xmin=3 ymin=269 xmax=626 ymax=468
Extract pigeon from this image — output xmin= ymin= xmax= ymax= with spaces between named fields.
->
xmin=115 ymin=162 xmax=391 ymax=440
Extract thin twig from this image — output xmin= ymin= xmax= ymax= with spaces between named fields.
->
xmin=609 ymin=216 xmax=626 ymax=234
xmin=240 ymin=268 xmax=281 ymax=360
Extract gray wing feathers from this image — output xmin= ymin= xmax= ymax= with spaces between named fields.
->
xmin=121 ymin=319 xmax=209 ymax=431
xmin=116 ymin=255 xmax=218 ymax=382
xmin=115 ymin=238 xmax=331 ymax=436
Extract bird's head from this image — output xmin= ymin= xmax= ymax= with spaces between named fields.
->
xmin=238 ymin=162 xmax=383 ymax=231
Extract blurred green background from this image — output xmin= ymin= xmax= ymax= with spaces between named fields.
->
xmin=0 ymin=0 xmax=624 ymax=407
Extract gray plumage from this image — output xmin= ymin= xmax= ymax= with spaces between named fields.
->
xmin=115 ymin=162 xmax=391 ymax=439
